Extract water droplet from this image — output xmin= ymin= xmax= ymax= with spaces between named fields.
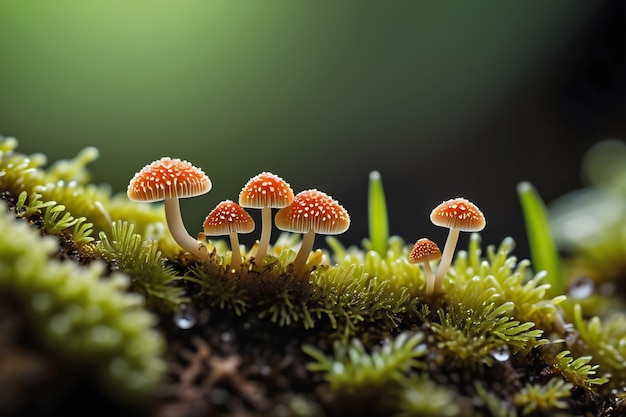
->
xmin=490 ymin=345 xmax=510 ymax=362
xmin=173 ymin=305 xmax=197 ymax=329
xmin=568 ymin=277 xmax=595 ymax=299
xmin=332 ymin=362 xmax=345 ymax=375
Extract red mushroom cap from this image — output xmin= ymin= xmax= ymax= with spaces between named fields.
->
xmin=274 ymin=189 xmax=350 ymax=235
xmin=127 ymin=157 xmax=212 ymax=202
xmin=239 ymin=172 xmax=294 ymax=209
xmin=430 ymin=197 xmax=485 ymax=232
xmin=408 ymin=238 xmax=442 ymax=264
xmin=203 ymin=200 xmax=255 ymax=235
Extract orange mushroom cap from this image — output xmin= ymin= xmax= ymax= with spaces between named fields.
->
xmin=239 ymin=172 xmax=294 ymax=209
xmin=430 ymin=197 xmax=485 ymax=232
xmin=203 ymin=200 xmax=255 ymax=236
xmin=274 ymin=189 xmax=350 ymax=235
xmin=127 ymin=157 xmax=212 ymax=202
xmin=409 ymin=238 xmax=442 ymax=264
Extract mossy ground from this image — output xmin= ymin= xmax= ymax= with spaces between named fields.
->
xmin=2 ymin=138 xmax=626 ymax=417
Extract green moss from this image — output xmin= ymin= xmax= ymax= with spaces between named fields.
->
xmin=0 ymin=200 xmax=165 ymax=408
xmin=431 ymin=285 xmax=547 ymax=370
xmin=513 ymin=378 xmax=573 ymax=415
xmin=550 ymin=350 xmax=607 ymax=389
xmin=97 ymin=220 xmax=187 ymax=312
xmin=571 ymin=303 xmax=626 ymax=390
xmin=395 ymin=375 xmax=461 ymax=417
xmin=1 ymin=135 xmax=625 ymax=416
xmin=303 ymin=332 xmax=428 ymax=414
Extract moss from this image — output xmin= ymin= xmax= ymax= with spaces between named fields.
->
xmin=97 ymin=220 xmax=187 ymax=312
xmin=513 ymin=378 xmax=573 ymax=415
xmin=302 ymin=332 xmax=428 ymax=415
xmin=0 ymin=199 xmax=165 ymax=410
xmin=1 ymin=135 xmax=625 ymax=416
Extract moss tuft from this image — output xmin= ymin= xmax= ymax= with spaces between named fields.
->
xmin=0 ymin=201 xmax=165 ymax=408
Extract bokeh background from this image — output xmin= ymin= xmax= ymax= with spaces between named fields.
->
xmin=1 ymin=1 xmax=625 ymax=260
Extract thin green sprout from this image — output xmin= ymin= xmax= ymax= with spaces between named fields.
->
xmin=368 ymin=170 xmax=389 ymax=256
xmin=517 ymin=181 xmax=563 ymax=297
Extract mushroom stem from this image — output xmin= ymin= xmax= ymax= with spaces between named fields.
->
xmin=424 ymin=262 xmax=436 ymax=297
xmin=433 ymin=227 xmax=460 ymax=294
xmin=164 ymin=198 xmax=207 ymax=261
xmin=229 ymin=232 xmax=243 ymax=269
xmin=254 ymin=207 xmax=272 ymax=266
xmin=292 ymin=229 xmax=316 ymax=276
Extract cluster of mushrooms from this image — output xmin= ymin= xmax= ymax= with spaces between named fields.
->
xmin=409 ymin=198 xmax=486 ymax=296
xmin=127 ymin=157 xmax=351 ymax=276
xmin=127 ymin=157 xmax=486 ymax=294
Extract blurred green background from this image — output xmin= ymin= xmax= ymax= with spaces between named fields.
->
xmin=1 ymin=1 xmax=625 ymax=257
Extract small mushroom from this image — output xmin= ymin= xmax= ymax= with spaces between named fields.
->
xmin=274 ymin=189 xmax=350 ymax=276
xmin=239 ymin=172 xmax=294 ymax=266
xmin=201 ymin=200 xmax=255 ymax=269
xmin=430 ymin=197 xmax=485 ymax=294
xmin=127 ymin=157 xmax=212 ymax=260
xmin=408 ymin=238 xmax=442 ymax=297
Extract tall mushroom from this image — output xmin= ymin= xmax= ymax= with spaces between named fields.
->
xmin=239 ymin=172 xmax=294 ymax=266
xmin=431 ymin=197 xmax=485 ymax=294
xmin=274 ymin=189 xmax=350 ymax=276
xmin=408 ymin=238 xmax=442 ymax=297
xmin=201 ymin=200 xmax=255 ymax=269
xmin=127 ymin=157 xmax=212 ymax=261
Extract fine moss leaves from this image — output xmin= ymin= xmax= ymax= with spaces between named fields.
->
xmin=2 ymin=137 xmax=623 ymax=416
xmin=550 ymin=350 xmax=608 ymax=388
xmin=303 ymin=332 xmax=428 ymax=414
xmin=0 ymin=201 xmax=165 ymax=407
xmin=98 ymin=221 xmax=186 ymax=312
xmin=432 ymin=278 xmax=547 ymax=370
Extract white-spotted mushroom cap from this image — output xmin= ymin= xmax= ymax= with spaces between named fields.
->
xmin=430 ymin=197 xmax=485 ymax=232
xmin=274 ymin=189 xmax=350 ymax=235
xmin=238 ymin=172 xmax=294 ymax=266
xmin=430 ymin=197 xmax=485 ymax=296
xmin=203 ymin=200 xmax=255 ymax=236
xmin=239 ymin=172 xmax=294 ymax=209
xmin=127 ymin=157 xmax=212 ymax=261
xmin=409 ymin=237 xmax=441 ymax=297
xmin=409 ymin=238 xmax=442 ymax=264
xmin=127 ymin=157 xmax=212 ymax=202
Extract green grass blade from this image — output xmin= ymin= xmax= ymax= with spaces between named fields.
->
xmin=517 ymin=181 xmax=563 ymax=297
xmin=368 ymin=170 xmax=389 ymax=256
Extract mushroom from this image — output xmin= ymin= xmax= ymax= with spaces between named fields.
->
xmin=127 ymin=157 xmax=212 ymax=261
xmin=430 ymin=197 xmax=485 ymax=294
xmin=201 ymin=200 xmax=255 ymax=269
xmin=239 ymin=172 xmax=294 ymax=266
xmin=274 ymin=189 xmax=350 ymax=276
xmin=408 ymin=238 xmax=442 ymax=297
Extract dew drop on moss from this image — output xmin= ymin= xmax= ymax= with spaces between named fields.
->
xmin=568 ymin=277 xmax=595 ymax=299
xmin=173 ymin=304 xmax=197 ymax=329
xmin=332 ymin=362 xmax=345 ymax=375
xmin=490 ymin=345 xmax=510 ymax=362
